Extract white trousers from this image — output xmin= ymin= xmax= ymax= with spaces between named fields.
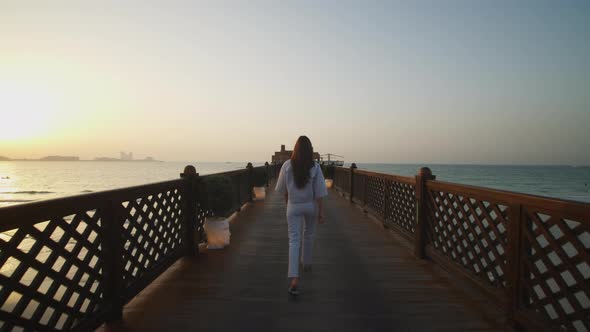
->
xmin=286 ymin=201 xmax=317 ymax=278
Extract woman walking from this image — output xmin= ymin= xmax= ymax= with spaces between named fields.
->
xmin=275 ymin=136 xmax=328 ymax=296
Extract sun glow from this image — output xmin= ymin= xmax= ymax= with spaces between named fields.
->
xmin=0 ymin=80 xmax=59 ymax=141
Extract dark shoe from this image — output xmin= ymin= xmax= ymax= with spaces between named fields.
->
xmin=288 ymin=285 xmax=300 ymax=296
xmin=303 ymin=265 xmax=312 ymax=272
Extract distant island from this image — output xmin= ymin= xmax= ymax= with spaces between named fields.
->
xmin=0 ymin=152 xmax=160 ymax=162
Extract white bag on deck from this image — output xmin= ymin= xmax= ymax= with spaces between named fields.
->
xmin=253 ymin=187 xmax=266 ymax=200
xmin=325 ymin=179 xmax=333 ymax=189
xmin=204 ymin=218 xmax=230 ymax=249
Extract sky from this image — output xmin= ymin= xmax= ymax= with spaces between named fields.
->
xmin=0 ymin=0 xmax=589 ymax=164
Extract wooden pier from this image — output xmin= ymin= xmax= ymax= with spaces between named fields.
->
xmin=98 ymin=186 xmax=505 ymax=331
xmin=1 ymin=163 xmax=588 ymax=332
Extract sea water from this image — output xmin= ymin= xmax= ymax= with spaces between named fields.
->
xmin=353 ymin=163 xmax=590 ymax=203
xmin=0 ymin=161 xmax=265 ymax=208
xmin=0 ymin=162 xmax=589 ymax=207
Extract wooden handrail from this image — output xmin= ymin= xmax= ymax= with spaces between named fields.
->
xmin=428 ymin=180 xmax=590 ymax=221
xmin=331 ymin=164 xmax=590 ymax=332
xmin=0 ymin=162 xmax=282 ymax=331
xmin=352 ymin=168 xmax=416 ymax=185
xmin=0 ymin=179 xmax=184 ymax=232
xmin=2 ymin=161 xmax=586 ymax=332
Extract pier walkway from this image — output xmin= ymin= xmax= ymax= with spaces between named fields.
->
xmin=99 ymin=186 xmax=505 ymax=332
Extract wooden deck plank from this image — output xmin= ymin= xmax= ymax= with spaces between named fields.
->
xmin=98 ymin=186 xmax=506 ymax=332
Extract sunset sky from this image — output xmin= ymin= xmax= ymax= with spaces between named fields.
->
xmin=1 ymin=1 xmax=589 ymax=164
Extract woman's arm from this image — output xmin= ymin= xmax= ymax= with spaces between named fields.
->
xmin=316 ymin=198 xmax=325 ymax=224
xmin=275 ymin=162 xmax=288 ymax=204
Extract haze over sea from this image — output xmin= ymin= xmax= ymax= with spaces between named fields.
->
xmin=0 ymin=161 xmax=589 ymax=208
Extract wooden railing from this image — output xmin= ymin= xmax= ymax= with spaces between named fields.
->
xmin=0 ymin=163 xmax=279 ymax=331
xmin=332 ymin=165 xmax=590 ymax=332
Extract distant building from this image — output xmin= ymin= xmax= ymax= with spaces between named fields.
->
xmin=120 ymin=152 xmax=134 ymax=161
xmin=40 ymin=156 xmax=80 ymax=161
xmin=271 ymin=144 xmax=320 ymax=164
xmin=95 ymin=154 xmax=157 ymax=161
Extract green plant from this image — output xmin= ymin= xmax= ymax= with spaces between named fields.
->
xmin=202 ymin=175 xmax=234 ymax=217
xmin=252 ymin=168 xmax=268 ymax=187
xmin=321 ymin=164 xmax=335 ymax=179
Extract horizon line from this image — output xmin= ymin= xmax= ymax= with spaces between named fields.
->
xmin=2 ymin=159 xmax=587 ymax=167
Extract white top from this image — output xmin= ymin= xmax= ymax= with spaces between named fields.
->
xmin=275 ymin=160 xmax=328 ymax=204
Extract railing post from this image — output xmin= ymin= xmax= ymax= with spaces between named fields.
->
xmin=101 ymin=199 xmax=124 ymax=322
xmin=273 ymin=162 xmax=279 ymax=180
xmin=364 ymin=173 xmax=368 ymax=207
xmin=507 ymin=203 xmax=524 ymax=330
xmin=181 ymin=165 xmax=198 ymax=256
xmin=349 ymin=163 xmax=357 ymax=202
xmin=264 ymin=162 xmax=270 ymax=187
xmin=246 ymin=162 xmax=254 ymax=202
xmin=382 ymin=180 xmax=390 ymax=222
xmin=414 ymin=167 xmax=435 ymax=259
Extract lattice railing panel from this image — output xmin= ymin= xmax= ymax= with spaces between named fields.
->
xmin=274 ymin=164 xmax=282 ymax=180
xmin=194 ymin=200 xmax=211 ymax=244
xmin=225 ymin=172 xmax=250 ymax=212
xmin=333 ymin=168 xmax=350 ymax=193
xmin=269 ymin=164 xmax=280 ymax=182
xmin=238 ymin=172 xmax=251 ymax=206
xmin=365 ymin=176 xmax=386 ymax=218
xmin=520 ymin=208 xmax=590 ymax=332
xmin=120 ymin=188 xmax=183 ymax=293
xmin=0 ymin=167 xmax=263 ymax=330
xmin=0 ymin=210 xmax=104 ymax=331
xmin=385 ymin=181 xmax=416 ymax=235
xmin=353 ymin=173 xmax=367 ymax=204
xmin=230 ymin=173 xmax=240 ymax=211
xmin=426 ymin=190 xmax=510 ymax=290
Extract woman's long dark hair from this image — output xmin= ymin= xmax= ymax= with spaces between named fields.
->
xmin=291 ymin=136 xmax=315 ymax=189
